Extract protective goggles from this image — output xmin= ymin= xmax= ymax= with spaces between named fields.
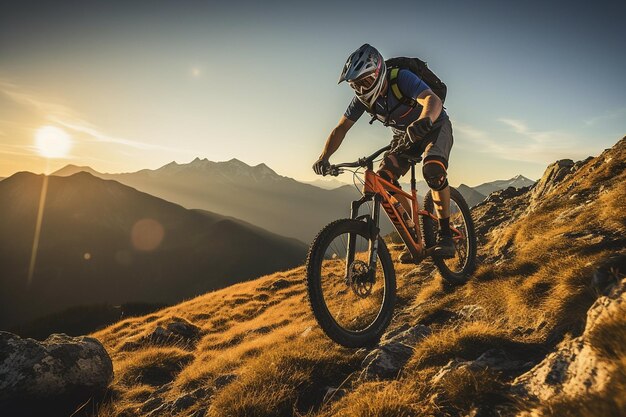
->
xmin=348 ymin=72 xmax=377 ymax=94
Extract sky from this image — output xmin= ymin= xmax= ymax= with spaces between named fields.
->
xmin=1 ymin=0 xmax=624 ymax=186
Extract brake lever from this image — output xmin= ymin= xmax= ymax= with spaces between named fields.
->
xmin=324 ymin=166 xmax=343 ymax=177
xmin=330 ymin=167 xmax=344 ymax=176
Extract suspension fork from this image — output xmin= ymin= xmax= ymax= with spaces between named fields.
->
xmin=345 ymin=194 xmax=380 ymax=282
xmin=368 ymin=195 xmax=381 ymax=277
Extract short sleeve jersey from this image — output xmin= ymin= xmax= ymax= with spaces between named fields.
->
xmin=344 ymin=69 xmax=448 ymax=132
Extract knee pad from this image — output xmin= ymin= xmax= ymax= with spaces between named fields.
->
xmin=423 ymin=160 xmax=448 ymax=191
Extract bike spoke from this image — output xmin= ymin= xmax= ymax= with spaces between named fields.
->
xmin=319 ymin=231 xmax=386 ymax=332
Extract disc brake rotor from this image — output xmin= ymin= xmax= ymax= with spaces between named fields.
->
xmin=348 ymin=260 xmax=373 ymax=298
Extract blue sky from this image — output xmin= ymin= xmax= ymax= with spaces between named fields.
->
xmin=1 ymin=0 xmax=624 ymax=185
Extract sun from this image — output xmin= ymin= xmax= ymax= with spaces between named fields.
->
xmin=35 ymin=125 xmax=72 ymax=158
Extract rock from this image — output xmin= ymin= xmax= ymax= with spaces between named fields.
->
xmin=530 ymin=159 xmax=575 ymax=204
xmin=0 ymin=331 xmax=113 ymax=416
xmin=512 ymin=277 xmax=626 ymax=401
xmin=471 ymin=186 xmax=532 ymax=250
xmin=432 ymin=349 xmax=531 ymax=384
xmin=360 ymin=324 xmax=431 ymax=380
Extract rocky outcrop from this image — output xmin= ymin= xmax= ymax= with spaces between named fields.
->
xmin=529 ymin=159 xmax=575 ymax=204
xmin=0 ymin=331 xmax=113 ymax=416
xmin=360 ymin=324 xmax=431 ymax=380
xmin=471 ymin=185 xmax=532 ymax=254
xmin=433 ymin=348 xmax=532 ymax=384
xmin=512 ymin=277 xmax=626 ymax=401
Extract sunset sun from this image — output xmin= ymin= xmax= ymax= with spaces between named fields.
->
xmin=35 ymin=125 xmax=72 ymax=158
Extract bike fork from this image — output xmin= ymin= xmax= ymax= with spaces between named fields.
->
xmin=367 ymin=195 xmax=381 ymax=274
xmin=345 ymin=194 xmax=380 ymax=282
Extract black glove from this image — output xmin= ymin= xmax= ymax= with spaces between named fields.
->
xmin=312 ymin=157 xmax=330 ymax=176
xmin=390 ymin=136 xmax=412 ymax=154
xmin=406 ymin=118 xmax=433 ymax=143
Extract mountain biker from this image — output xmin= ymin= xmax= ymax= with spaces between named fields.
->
xmin=313 ymin=44 xmax=455 ymax=262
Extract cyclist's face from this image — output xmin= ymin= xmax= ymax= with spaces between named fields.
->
xmin=349 ymin=72 xmax=376 ymax=94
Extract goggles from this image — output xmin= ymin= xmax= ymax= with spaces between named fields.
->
xmin=348 ymin=72 xmax=377 ymax=94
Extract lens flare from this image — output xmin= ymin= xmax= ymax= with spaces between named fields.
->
xmin=131 ymin=218 xmax=165 ymax=251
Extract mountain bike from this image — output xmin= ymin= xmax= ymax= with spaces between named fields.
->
xmin=306 ymin=144 xmax=477 ymax=347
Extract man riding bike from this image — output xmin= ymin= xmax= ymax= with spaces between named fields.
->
xmin=313 ymin=44 xmax=455 ymax=262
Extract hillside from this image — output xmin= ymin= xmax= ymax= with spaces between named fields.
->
xmin=91 ymin=137 xmax=625 ymax=417
xmin=0 ymin=172 xmax=307 ymax=332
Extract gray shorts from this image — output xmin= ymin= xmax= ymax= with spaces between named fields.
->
xmin=379 ymin=118 xmax=454 ymax=180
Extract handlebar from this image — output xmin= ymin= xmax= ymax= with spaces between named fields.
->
xmin=323 ymin=145 xmax=392 ymax=176
xmin=324 ymin=144 xmax=424 ymax=177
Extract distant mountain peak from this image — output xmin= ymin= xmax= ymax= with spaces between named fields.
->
xmin=52 ymin=164 xmax=101 ymax=177
xmin=253 ymin=163 xmax=278 ymax=176
xmin=225 ymin=158 xmax=250 ymax=167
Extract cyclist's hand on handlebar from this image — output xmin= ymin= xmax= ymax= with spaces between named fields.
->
xmin=390 ymin=137 xmax=412 ymax=155
xmin=406 ymin=117 xmax=433 ymax=143
xmin=312 ymin=157 xmax=330 ymax=176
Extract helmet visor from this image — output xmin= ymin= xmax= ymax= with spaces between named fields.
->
xmin=349 ymin=72 xmax=377 ymax=94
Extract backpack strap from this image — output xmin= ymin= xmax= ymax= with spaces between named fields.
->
xmin=389 ymin=68 xmax=417 ymax=108
xmin=368 ymin=68 xmax=420 ymax=126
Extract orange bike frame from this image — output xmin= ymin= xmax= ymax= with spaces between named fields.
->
xmin=357 ymin=167 xmax=465 ymax=262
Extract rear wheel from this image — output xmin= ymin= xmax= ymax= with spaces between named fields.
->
xmin=306 ymin=219 xmax=396 ymax=348
xmin=422 ymin=187 xmax=477 ymax=285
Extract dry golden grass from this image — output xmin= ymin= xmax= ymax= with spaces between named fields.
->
xmin=92 ymin=139 xmax=626 ymax=417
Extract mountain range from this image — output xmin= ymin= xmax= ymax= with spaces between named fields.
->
xmin=53 ymin=159 xmax=364 ymax=243
xmin=51 ymin=160 xmax=535 ymax=244
xmin=0 ymin=171 xmax=307 ymax=330
xmin=473 ymin=174 xmax=535 ymax=196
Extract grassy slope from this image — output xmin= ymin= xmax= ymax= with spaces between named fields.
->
xmin=94 ymin=139 xmax=625 ymax=417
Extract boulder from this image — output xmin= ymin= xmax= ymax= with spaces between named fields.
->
xmin=0 ymin=331 xmax=113 ymax=416
xmin=360 ymin=324 xmax=431 ymax=380
xmin=512 ymin=277 xmax=626 ymax=401
xmin=530 ymin=159 xmax=575 ymax=204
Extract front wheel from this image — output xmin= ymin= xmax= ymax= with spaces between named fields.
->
xmin=306 ymin=219 xmax=396 ymax=348
xmin=422 ymin=187 xmax=477 ymax=285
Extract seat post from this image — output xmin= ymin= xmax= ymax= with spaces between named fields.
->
xmin=410 ymin=163 xmax=416 ymax=192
